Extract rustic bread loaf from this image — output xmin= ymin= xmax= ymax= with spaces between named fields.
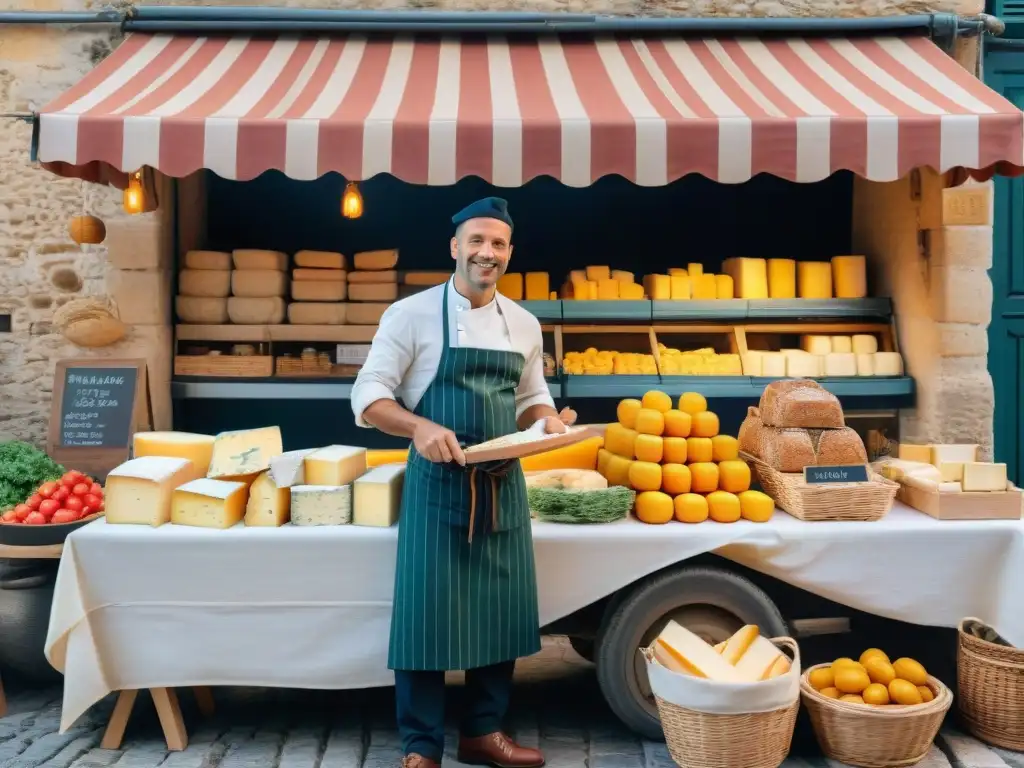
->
xmin=738 ymin=406 xmax=764 ymax=458
xmin=757 ymin=425 xmax=867 ymax=473
xmin=759 ymin=379 xmax=844 ymax=429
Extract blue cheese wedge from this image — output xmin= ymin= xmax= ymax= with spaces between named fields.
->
xmin=290 ymin=485 xmax=352 ymax=525
xmin=268 ymin=448 xmax=317 ymax=488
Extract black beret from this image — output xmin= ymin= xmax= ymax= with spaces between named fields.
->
xmin=451 ymin=197 xmax=513 ymax=231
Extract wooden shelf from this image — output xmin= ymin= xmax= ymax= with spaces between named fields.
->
xmin=176 ymin=325 xmax=378 ymax=343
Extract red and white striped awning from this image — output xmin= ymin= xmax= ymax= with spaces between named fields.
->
xmin=37 ymin=32 xmax=1024 ymax=187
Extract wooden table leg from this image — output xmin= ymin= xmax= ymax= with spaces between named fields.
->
xmin=101 ymin=689 xmax=138 ymax=749
xmin=191 ymin=686 xmax=215 ymax=718
xmin=0 ymin=671 xmax=7 ymax=718
xmin=150 ymin=688 xmax=188 ymax=751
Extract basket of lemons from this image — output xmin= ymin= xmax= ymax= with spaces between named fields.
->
xmin=800 ymin=648 xmax=952 ymax=768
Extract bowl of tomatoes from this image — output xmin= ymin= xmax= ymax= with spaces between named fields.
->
xmin=0 ymin=469 xmax=104 ymax=546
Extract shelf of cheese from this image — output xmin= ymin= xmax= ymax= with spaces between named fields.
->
xmin=597 ymin=390 xmax=774 ymax=525
xmin=652 ymin=621 xmax=791 ymax=682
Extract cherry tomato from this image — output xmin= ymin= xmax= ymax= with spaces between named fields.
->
xmin=72 ymin=483 xmax=91 ymax=497
xmin=52 ymin=487 xmax=70 ymax=503
xmin=38 ymin=482 xmax=58 ymax=499
xmin=82 ymin=494 xmax=101 ymax=510
xmin=64 ymin=469 xmax=84 ymax=482
xmin=62 ymin=475 xmax=77 ymax=488
xmin=83 ymin=477 xmax=95 ymax=486
xmin=64 ymin=496 xmax=84 ymax=513
xmin=90 ymin=483 xmax=103 ymax=497
xmin=24 ymin=511 xmax=47 ymax=525
xmin=25 ymin=494 xmax=42 ymax=511
xmin=1 ymin=510 xmax=18 ymax=523
xmin=81 ymin=505 xmax=92 ymax=517
xmin=98 ymin=500 xmax=104 ymax=511
xmin=51 ymin=509 xmax=77 ymax=524
xmin=15 ymin=506 xmax=31 ymax=521
xmin=39 ymin=499 xmax=60 ymax=517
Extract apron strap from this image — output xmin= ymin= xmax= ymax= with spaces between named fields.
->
xmin=466 ymin=460 xmax=515 ymax=543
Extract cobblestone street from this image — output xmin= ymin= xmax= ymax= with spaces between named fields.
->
xmin=1 ymin=637 xmax=1021 ymax=768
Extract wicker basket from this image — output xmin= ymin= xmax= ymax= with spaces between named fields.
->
xmin=800 ymin=666 xmax=953 ymax=768
xmin=644 ymin=637 xmax=800 ymax=768
xmin=742 ymin=453 xmax=898 ymax=522
xmin=957 ymin=617 xmax=1024 ymax=751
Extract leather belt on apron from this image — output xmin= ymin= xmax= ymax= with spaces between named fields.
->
xmin=466 ymin=460 xmax=515 ymax=543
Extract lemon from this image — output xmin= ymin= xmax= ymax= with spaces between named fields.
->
xmin=832 ymin=657 xmax=857 ymax=667
xmin=834 ymin=666 xmax=871 ymax=694
xmin=840 ymin=694 xmax=865 ymax=704
xmin=859 ymin=648 xmax=890 ymax=666
xmin=862 ymin=683 xmax=891 ymax=706
xmin=819 ymin=686 xmax=841 ymax=699
xmin=808 ymin=667 xmax=835 ymax=691
xmin=677 ymin=392 xmax=707 ymax=415
xmin=888 ymin=679 xmax=923 ymax=705
xmin=864 ymin=657 xmax=896 ymax=686
xmin=917 ymin=685 xmax=935 ymax=703
xmin=892 ymin=658 xmax=928 ymax=686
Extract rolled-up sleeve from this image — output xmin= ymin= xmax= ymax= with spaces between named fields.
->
xmin=351 ymin=305 xmax=415 ymax=428
xmin=515 ymin=323 xmax=555 ymax=419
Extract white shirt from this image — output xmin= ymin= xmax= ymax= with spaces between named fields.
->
xmin=351 ymin=278 xmax=555 ymax=428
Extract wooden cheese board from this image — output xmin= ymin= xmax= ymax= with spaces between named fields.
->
xmin=897 ymin=483 xmax=1023 ymax=521
xmin=464 ymin=426 xmax=595 ymax=464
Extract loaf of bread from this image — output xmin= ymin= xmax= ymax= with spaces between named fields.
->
xmin=757 ymin=425 xmax=867 ymax=472
xmin=759 ymin=379 xmax=844 ymax=429
xmin=738 ymin=406 xmax=763 ymax=457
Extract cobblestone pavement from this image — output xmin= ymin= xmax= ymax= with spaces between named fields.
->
xmin=1 ymin=637 xmax=1021 ymax=768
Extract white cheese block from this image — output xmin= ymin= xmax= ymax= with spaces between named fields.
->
xmin=233 ymin=249 xmax=287 ymax=271
xmin=353 ymin=463 xmax=405 ymax=526
xmin=939 ymin=482 xmax=963 ymax=493
xmin=938 ymin=462 xmax=965 ymax=482
xmin=741 ymin=351 xmax=763 ymax=376
xmin=304 ymin=445 xmax=367 ymax=486
xmin=133 ymin=431 xmax=215 ymax=476
xmin=349 ymin=282 xmax=399 ymax=302
xmin=290 ymin=485 xmax=352 ymax=525
xmin=761 ymin=352 xmax=786 ymax=377
xmin=353 ymin=249 xmax=398 ymax=271
xmin=208 ymin=426 xmax=283 ymax=478
xmin=231 ymin=269 xmax=288 ymax=297
xmin=348 ymin=302 xmax=390 ymax=325
xmin=184 ymin=250 xmax=232 ymax=271
xmin=852 ymin=334 xmax=879 ymax=354
xmin=291 ymin=281 xmax=346 ymax=302
xmin=880 ymin=459 xmax=942 ymax=482
xmin=287 ymin=302 xmax=347 ymax=325
xmin=105 ymin=457 xmax=203 ymax=526
xmin=824 ymin=352 xmax=857 ymax=377
xmin=244 ymin=471 xmax=290 ymax=527
xmin=293 ymin=268 xmax=348 ymax=282
xmin=962 ymin=462 xmax=1008 ymax=492
xmin=654 ymin=621 xmax=744 ymax=681
xmin=929 ymin=444 xmax=979 ymax=465
xmin=786 ymin=352 xmax=822 ymax=378
xmin=294 ymin=250 xmax=345 ymax=269
xmin=179 ymin=269 xmax=231 ymax=298
xmin=348 ymin=269 xmax=398 ymax=284
xmin=856 ymin=353 xmax=874 ymax=376
xmin=902 ymin=475 xmax=940 ymax=492
xmin=172 ymin=478 xmax=248 ymax=529
xmin=176 ymin=296 xmax=228 ymax=324
xmin=831 ymin=336 xmax=853 ymax=354
xmin=874 ymin=352 xmax=903 ymax=376
xmin=268 ymin=448 xmax=318 ymax=488
xmin=801 ymin=335 xmax=832 ymax=355
xmin=227 ymin=297 xmax=285 ymax=324
xmin=733 ymin=636 xmax=785 ymax=682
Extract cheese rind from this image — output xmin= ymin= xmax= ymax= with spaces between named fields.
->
xmin=824 ymin=352 xmax=857 ymax=377
xmin=304 ymin=445 xmax=368 ymax=486
xmin=184 ymin=250 xmax=232 ymax=270
xmin=348 ymin=303 xmax=390 ymax=325
xmin=525 ymin=273 xmax=550 ymax=300
xmin=353 ymin=250 xmax=398 ymax=271
xmin=105 ymin=457 xmax=203 ymax=526
xmin=723 ymin=258 xmax=769 ymax=299
xmin=767 ymin=259 xmax=796 ymax=299
xmin=233 ymin=250 xmax=288 ymax=271
xmin=348 ymin=269 xmax=397 ymax=284
xmin=172 ymin=478 xmax=248 ymax=529
xmin=962 ymin=462 xmax=1008 ymax=492
xmin=349 ymin=282 xmax=399 ymax=302
xmin=176 ymin=296 xmax=229 ymax=324
xmin=208 ymin=426 xmax=284 ymax=478
xmin=643 ymin=274 xmax=670 ymax=300
xmin=227 ymin=297 xmax=285 ymax=324
xmin=294 ymin=251 xmax=345 ymax=269
xmin=852 ymin=334 xmax=879 ymax=354
xmin=290 ymin=280 xmax=346 ymax=302
xmin=797 ymin=261 xmax=833 ymax=299
xmin=873 ymin=352 xmax=903 ymax=376
xmin=133 ymin=431 xmax=215 ymax=476
xmin=290 ymin=485 xmax=352 ymax=525
xmin=353 ymin=463 xmax=406 ymax=526
xmin=832 ymin=255 xmax=868 ymax=299
xmin=287 ymin=302 xmax=347 ymax=325
xmin=244 ymin=472 xmax=290 ymax=527
xmin=293 ymin=268 xmax=347 ymax=282
xmin=654 ymin=621 xmax=745 ymax=682
xmin=179 ymin=269 xmax=231 ymax=298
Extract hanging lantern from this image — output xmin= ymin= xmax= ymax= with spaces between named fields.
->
xmin=341 ymin=181 xmax=363 ymax=219
xmin=68 ymin=215 xmax=106 ymax=245
xmin=123 ymin=171 xmax=145 ymax=214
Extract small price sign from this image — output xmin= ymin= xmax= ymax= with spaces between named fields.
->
xmin=803 ymin=465 xmax=870 ymax=485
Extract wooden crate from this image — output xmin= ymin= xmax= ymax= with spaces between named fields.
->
xmin=898 ymin=484 xmax=1023 ymax=520
xmin=174 ymin=355 xmax=274 ymax=377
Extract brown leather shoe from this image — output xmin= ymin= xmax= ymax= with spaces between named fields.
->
xmin=458 ymin=732 xmax=545 ymax=768
xmin=401 ymin=754 xmax=438 ymax=768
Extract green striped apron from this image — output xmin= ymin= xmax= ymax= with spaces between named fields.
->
xmin=388 ymin=282 xmax=541 ymax=672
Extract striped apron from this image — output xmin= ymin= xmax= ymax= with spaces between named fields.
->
xmin=388 ymin=282 xmax=542 ymax=672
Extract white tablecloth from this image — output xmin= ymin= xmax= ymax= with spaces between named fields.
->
xmin=45 ymin=503 xmax=1024 ymax=731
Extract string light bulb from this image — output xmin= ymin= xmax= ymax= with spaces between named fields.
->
xmin=341 ymin=181 xmax=363 ymax=219
xmin=123 ymin=172 xmax=144 ymax=215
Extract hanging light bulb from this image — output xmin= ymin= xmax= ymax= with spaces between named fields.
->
xmin=123 ymin=171 xmax=144 ymax=215
xmin=341 ymin=181 xmax=363 ymax=219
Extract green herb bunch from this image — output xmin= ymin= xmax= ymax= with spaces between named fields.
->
xmin=0 ymin=441 xmax=65 ymax=510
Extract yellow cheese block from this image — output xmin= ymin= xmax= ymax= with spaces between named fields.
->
xmin=105 ymin=456 xmax=203 ymax=526
xmin=723 ymin=258 xmax=769 ymax=299
xmin=735 ymin=636 xmax=787 ymax=682
xmin=619 ymin=283 xmax=645 ymax=300
xmin=643 ymin=274 xmax=671 ymax=300
xmin=692 ymin=274 xmax=717 ymax=300
xmin=604 ymin=454 xmax=633 ymax=487
xmin=525 ymin=272 xmax=550 ymax=301
xmin=797 ymin=262 xmax=833 ymax=299
xmin=244 ymin=471 xmax=290 ymax=527
xmin=687 ymin=263 xmax=703 ymax=279
xmin=962 ymin=462 xmax=1008 ymax=491
xmin=715 ymin=274 xmax=734 ymax=299
xmin=549 ymin=291 xmax=558 ymax=300
xmin=367 ymin=448 xmax=410 ymax=468
xmin=304 ymin=445 xmax=368 ymax=486
xmin=497 ymin=273 xmax=524 ymax=300
xmin=353 ymin=463 xmax=406 ymax=526
xmin=208 ymin=427 xmax=283 ymax=478
xmin=670 ymin=274 xmax=691 ymax=300
xmin=571 ymin=279 xmax=598 ymax=300
xmin=586 ymin=265 xmax=611 ymax=281
xmin=171 ymin=478 xmax=248 ymax=529
xmin=569 ymin=270 xmax=587 ymax=282
xmin=597 ymin=278 xmax=620 ymax=300
xmin=611 ymin=270 xmax=634 ymax=283
xmin=520 ymin=435 xmax=602 ymax=472
xmin=720 ymin=624 xmax=759 ymax=665
xmin=654 ymin=621 xmax=745 ymax=681
xmin=832 ymin=255 xmax=867 ymax=299
xmin=133 ymin=431 xmax=215 ymax=476
xmin=767 ymin=259 xmax=797 ymax=299
xmin=898 ymin=443 xmax=932 ymax=463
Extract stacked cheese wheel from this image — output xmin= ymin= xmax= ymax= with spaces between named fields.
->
xmin=598 ymin=390 xmax=774 ymax=525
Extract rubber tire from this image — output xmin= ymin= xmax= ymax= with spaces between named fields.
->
xmin=595 ymin=564 xmax=788 ymax=740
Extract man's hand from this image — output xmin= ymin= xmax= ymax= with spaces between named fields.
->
xmin=542 ymin=407 xmax=577 ymax=434
xmin=413 ymin=420 xmax=466 ymax=465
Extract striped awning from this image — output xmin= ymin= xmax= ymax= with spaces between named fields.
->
xmin=37 ymin=32 xmax=1024 ymax=187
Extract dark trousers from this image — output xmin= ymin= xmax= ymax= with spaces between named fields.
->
xmin=395 ymin=661 xmax=516 ymax=761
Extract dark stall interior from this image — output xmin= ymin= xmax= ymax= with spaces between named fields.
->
xmin=174 ymin=170 xmax=856 ymax=450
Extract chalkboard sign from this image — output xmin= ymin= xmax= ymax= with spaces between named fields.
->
xmin=47 ymin=359 xmax=151 ymax=478
xmin=804 ymin=465 xmax=870 ymax=485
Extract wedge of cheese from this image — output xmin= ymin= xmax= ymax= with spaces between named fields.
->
xmin=291 ymin=485 xmax=352 ymax=525
xmin=734 ymin=636 xmax=786 ymax=682
xmin=653 ymin=621 xmax=745 ymax=681
xmin=719 ymin=624 xmax=759 ymax=665
xmin=304 ymin=445 xmax=367 ymax=486
xmin=208 ymin=426 xmax=283 ymax=478
xmin=244 ymin=471 xmax=290 ymax=527
xmin=133 ymin=431 xmax=215 ymax=476
xmin=105 ymin=457 xmax=203 ymax=526
xmin=269 ymin=448 xmax=318 ymax=488
xmin=353 ymin=463 xmax=406 ymax=526
xmin=172 ymin=478 xmax=248 ymax=529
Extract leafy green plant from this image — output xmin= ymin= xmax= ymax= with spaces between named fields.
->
xmin=0 ymin=441 xmax=65 ymax=510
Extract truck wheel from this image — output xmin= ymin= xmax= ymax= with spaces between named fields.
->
xmin=594 ymin=564 xmax=787 ymax=740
